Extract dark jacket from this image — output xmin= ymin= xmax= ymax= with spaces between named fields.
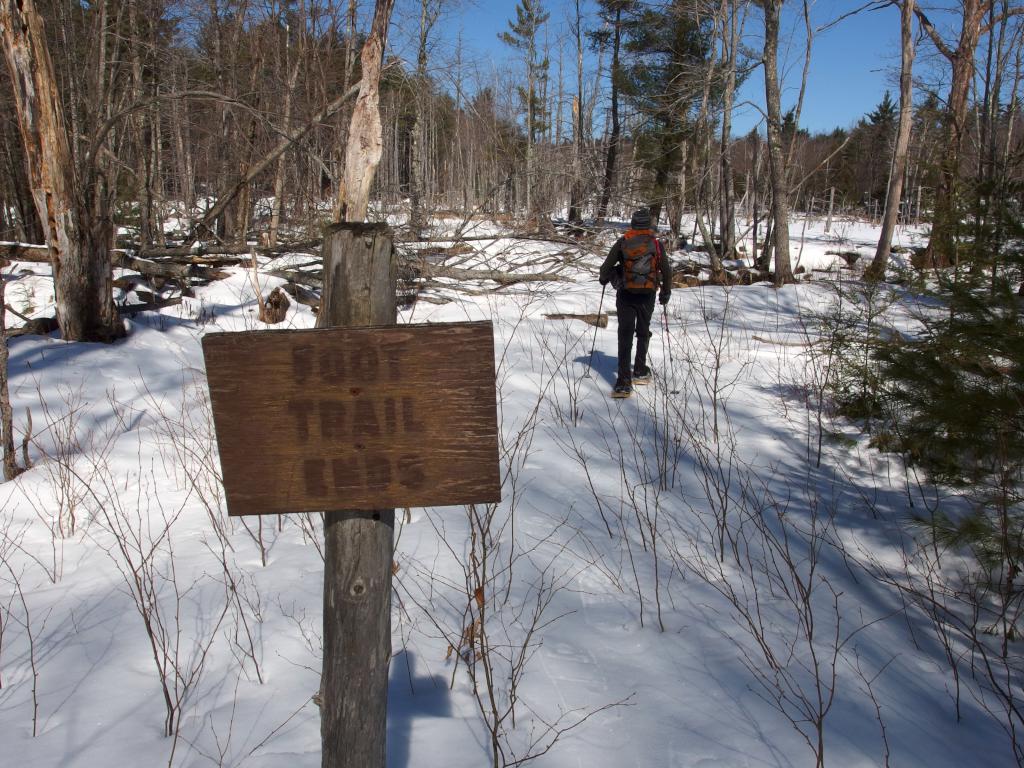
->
xmin=600 ymin=229 xmax=673 ymax=302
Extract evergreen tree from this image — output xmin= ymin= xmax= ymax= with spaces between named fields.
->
xmin=499 ymin=0 xmax=549 ymax=215
xmin=617 ymin=0 xmax=712 ymax=223
xmin=844 ymin=93 xmax=901 ymax=210
xmin=869 ymin=193 xmax=1024 ymax=641
xmin=590 ymin=0 xmax=634 ymax=222
xmin=867 ymin=90 xmax=897 ymax=131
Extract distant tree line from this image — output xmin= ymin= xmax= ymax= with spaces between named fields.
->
xmin=1 ymin=0 xmax=1023 ymax=337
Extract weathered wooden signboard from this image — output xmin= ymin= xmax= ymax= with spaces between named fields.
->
xmin=202 ymin=320 xmax=500 ymax=516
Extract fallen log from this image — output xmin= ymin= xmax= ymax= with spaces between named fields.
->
xmin=117 ymin=297 xmax=184 ymax=317
xmin=137 ymin=244 xmax=251 ymax=258
xmin=266 ymin=269 xmax=323 ymax=289
xmin=113 ymin=251 xmax=193 ymax=279
xmin=410 ymin=294 xmax=451 ymax=305
xmin=416 ymin=263 xmax=569 ymax=285
xmin=6 ymin=316 xmax=59 ymax=337
xmin=751 ymin=334 xmax=820 ymax=348
xmin=544 ymin=312 xmax=609 ymax=328
xmin=136 ymin=241 xmax=318 ymax=259
xmin=110 ymin=251 xmax=233 ymax=283
xmin=0 ymin=242 xmax=49 ymax=262
xmin=0 ymin=243 xmax=249 ymax=281
xmin=280 ymin=281 xmax=321 ymax=310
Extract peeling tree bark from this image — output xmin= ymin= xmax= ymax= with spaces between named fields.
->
xmin=1 ymin=0 xmax=123 ymax=342
xmin=337 ymin=0 xmax=396 ymax=223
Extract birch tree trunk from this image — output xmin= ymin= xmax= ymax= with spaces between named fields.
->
xmin=1 ymin=0 xmax=123 ymax=342
xmin=762 ymin=0 xmax=793 ymax=286
xmin=867 ymin=0 xmax=916 ymax=280
xmin=337 ymin=0 xmax=396 ymax=222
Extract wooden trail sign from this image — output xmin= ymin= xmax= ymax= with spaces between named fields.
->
xmin=203 ymin=320 xmax=501 ymax=516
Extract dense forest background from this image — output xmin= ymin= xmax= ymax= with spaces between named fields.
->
xmin=2 ymin=0 xmax=1021 ymax=262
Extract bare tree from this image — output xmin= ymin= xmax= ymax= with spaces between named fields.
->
xmin=269 ymin=6 xmax=305 ymax=248
xmin=0 ymin=264 xmax=18 ymax=481
xmin=500 ymin=0 xmax=550 ymax=219
xmin=718 ymin=0 xmax=742 ymax=258
xmin=867 ymin=0 xmax=917 ymax=281
xmin=408 ymin=0 xmax=444 ymax=237
xmin=914 ymin=0 xmax=1024 ymax=266
xmin=595 ymin=1 xmax=626 ymax=224
xmin=760 ymin=0 xmax=794 ymax=286
xmin=567 ymin=0 xmax=587 ymax=225
xmin=0 ymin=0 xmax=124 ymax=342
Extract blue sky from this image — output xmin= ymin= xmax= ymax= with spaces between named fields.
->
xmin=401 ymin=0 xmax=906 ymax=137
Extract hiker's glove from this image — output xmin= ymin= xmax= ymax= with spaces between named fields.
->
xmin=600 ymin=276 xmax=610 ymax=286
xmin=659 ymin=291 xmax=670 ymax=305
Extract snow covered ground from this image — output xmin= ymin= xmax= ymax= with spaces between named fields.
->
xmin=1 ymin=215 xmax=1016 ymax=767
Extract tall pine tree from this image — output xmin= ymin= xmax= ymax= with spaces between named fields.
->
xmin=617 ymin=0 xmax=712 ymax=225
xmin=500 ymin=0 xmax=549 ymax=217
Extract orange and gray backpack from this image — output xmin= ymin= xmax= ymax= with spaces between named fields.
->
xmin=620 ymin=229 xmax=662 ymax=291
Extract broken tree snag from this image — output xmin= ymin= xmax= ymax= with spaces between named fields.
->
xmin=258 ymin=287 xmax=290 ymax=324
xmin=320 ymin=223 xmax=396 ymax=328
xmin=337 ymin=0 xmax=396 ymax=222
xmin=1 ymin=0 xmax=122 ymax=342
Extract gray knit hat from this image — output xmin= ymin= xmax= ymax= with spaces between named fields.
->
xmin=630 ymin=208 xmax=652 ymax=229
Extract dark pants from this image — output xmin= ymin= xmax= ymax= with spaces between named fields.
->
xmin=615 ymin=290 xmax=655 ymax=379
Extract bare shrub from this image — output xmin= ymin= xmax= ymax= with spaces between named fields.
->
xmin=60 ymin=445 xmax=232 ymax=762
xmin=0 ymin=508 xmax=49 ymax=737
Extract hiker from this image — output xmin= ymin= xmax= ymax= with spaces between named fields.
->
xmin=599 ymin=208 xmax=672 ymax=398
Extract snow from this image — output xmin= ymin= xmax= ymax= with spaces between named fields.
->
xmin=0 ymin=215 xmax=1016 ymax=767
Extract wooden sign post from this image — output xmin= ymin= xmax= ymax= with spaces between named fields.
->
xmin=202 ymin=223 xmax=500 ymax=768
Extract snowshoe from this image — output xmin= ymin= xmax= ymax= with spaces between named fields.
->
xmin=612 ymin=377 xmax=632 ymax=399
xmin=632 ymin=365 xmax=653 ymax=385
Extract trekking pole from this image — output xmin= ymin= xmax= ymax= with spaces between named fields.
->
xmin=662 ymin=304 xmax=680 ymax=394
xmin=584 ymin=284 xmax=607 ymax=378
